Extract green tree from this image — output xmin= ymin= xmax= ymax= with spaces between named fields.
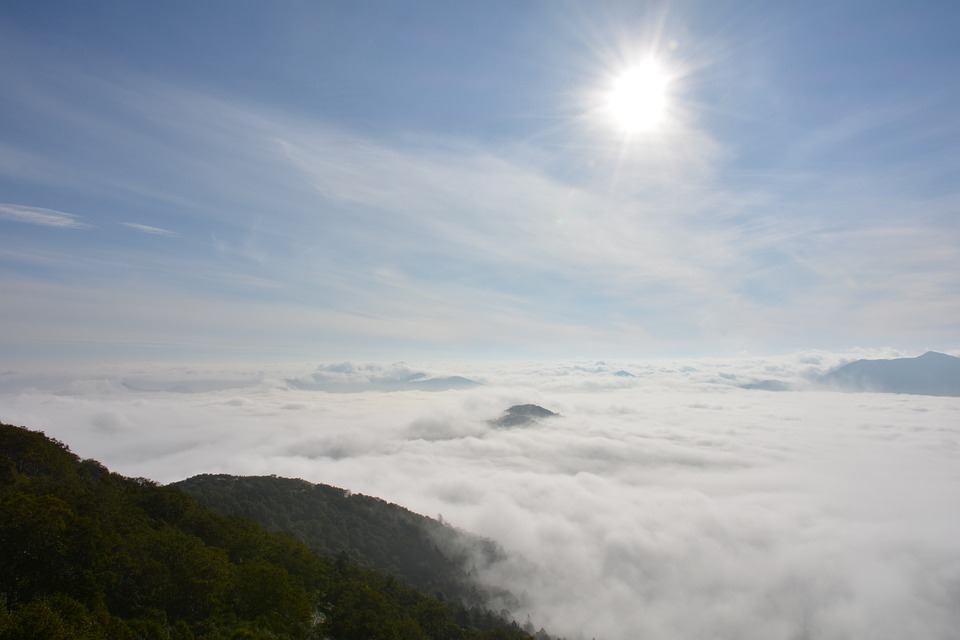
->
xmin=0 ymin=494 xmax=75 ymax=608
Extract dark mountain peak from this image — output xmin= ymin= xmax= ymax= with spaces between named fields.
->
xmin=491 ymin=404 xmax=559 ymax=428
xmin=918 ymin=350 xmax=954 ymax=360
xmin=820 ymin=351 xmax=960 ymax=396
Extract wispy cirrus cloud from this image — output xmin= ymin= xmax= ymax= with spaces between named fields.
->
xmin=0 ymin=203 xmax=91 ymax=229
xmin=121 ymin=222 xmax=178 ymax=237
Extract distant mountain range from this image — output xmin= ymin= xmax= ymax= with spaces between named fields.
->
xmin=819 ymin=351 xmax=960 ymax=396
xmin=739 ymin=351 xmax=960 ymax=397
xmin=275 ymin=362 xmax=486 ymax=392
xmin=739 ymin=379 xmax=793 ymax=392
xmin=286 ymin=372 xmax=480 ymax=392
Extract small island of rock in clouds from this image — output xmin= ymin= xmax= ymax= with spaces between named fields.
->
xmin=490 ymin=404 xmax=560 ymax=428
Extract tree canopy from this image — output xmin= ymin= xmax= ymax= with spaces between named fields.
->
xmin=0 ymin=422 xmax=544 ymax=640
xmin=174 ymin=474 xmax=517 ymax=611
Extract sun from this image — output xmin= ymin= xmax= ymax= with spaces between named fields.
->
xmin=606 ymin=59 xmax=669 ymax=133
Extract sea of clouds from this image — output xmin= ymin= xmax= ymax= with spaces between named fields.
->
xmin=2 ymin=350 xmax=959 ymax=640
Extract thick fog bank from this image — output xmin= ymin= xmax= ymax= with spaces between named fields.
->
xmin=2 ymin=355 xmax=959 ymax=639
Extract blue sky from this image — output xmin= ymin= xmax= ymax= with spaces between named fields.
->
xmin=2 ymin=0 xmax=959 ymax=363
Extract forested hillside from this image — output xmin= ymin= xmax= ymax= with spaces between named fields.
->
xmin=0 ymin=422 xmax=544 ymax=640
xmin=174 ymin=474 xmax=517 ymax=610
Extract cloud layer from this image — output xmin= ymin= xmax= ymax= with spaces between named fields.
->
xmin=3 ymin=354 xmax=959 ymax=639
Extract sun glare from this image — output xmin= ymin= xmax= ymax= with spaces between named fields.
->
xmin=607 ymin=60 xmax=669 ymax=133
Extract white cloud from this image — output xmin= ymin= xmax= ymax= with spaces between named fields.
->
xmin=0 ymin=203 xmax=91 ymax=229
xmin=121 ymin=222 xmax=177 ymax=237
xmin=2 ymin=355 xmax=959 ymax=640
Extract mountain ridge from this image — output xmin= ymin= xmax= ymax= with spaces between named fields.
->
xmin=819 ymin=350 xmax=960 ymax=396
xmin=0 ymin=421 xmax=555 ymax=640
xmin=172 ymin=473 xmax=519 ymax=612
